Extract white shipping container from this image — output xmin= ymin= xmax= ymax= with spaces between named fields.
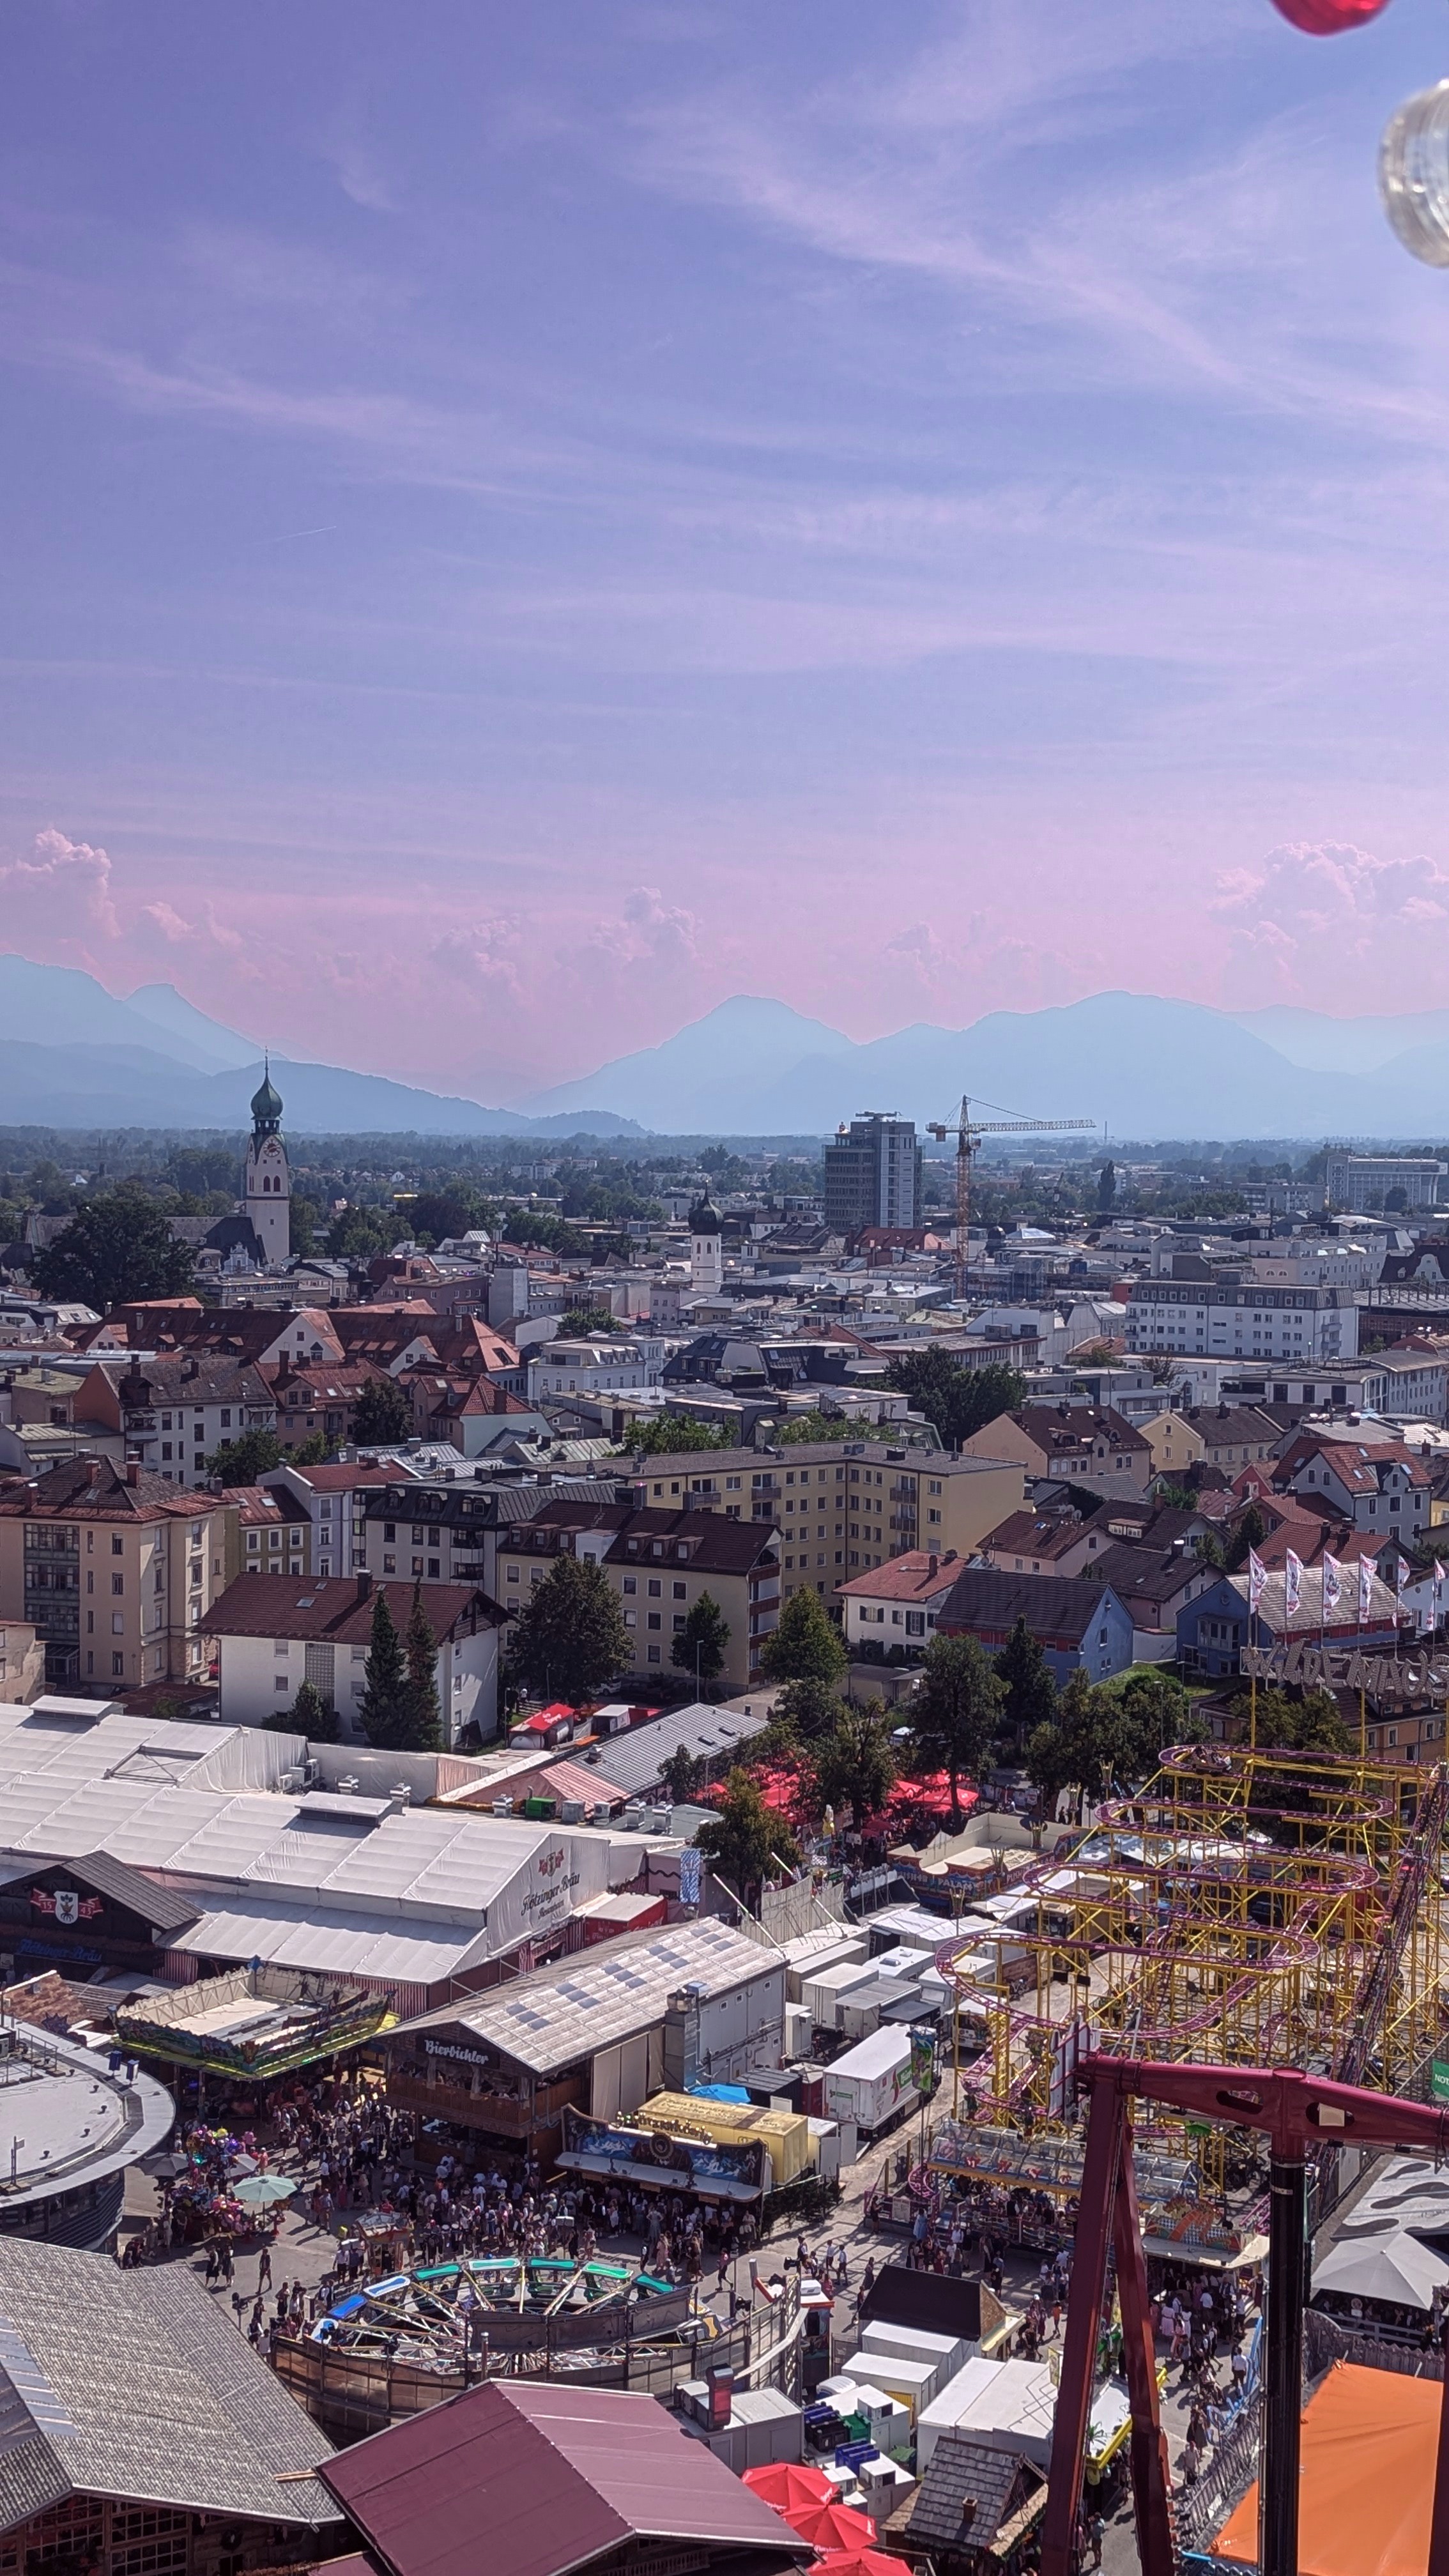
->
xmin=861 ymin=2320 xmax=969 ymax=2384
xmin=836 ymin=2349 xmax=938 ymax=2419
xmin=822 ymin=2026 xmax=917 ymax=2133
xmin=802 ymin=1959 xmax=879 ymax=2031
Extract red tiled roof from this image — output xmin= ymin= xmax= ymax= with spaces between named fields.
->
xmin=0 ymin=1455 xmax=225 ymax=1524
xmin=208 ymin=1572 xmax=505 ymax=1644
xmin=838 ymin=1550 xmax=965 ymax=1601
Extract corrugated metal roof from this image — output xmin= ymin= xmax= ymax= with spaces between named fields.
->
xmin=0 ymin=2241 xmax=339 ymax=2534
xmin=171 ymin=1897 xmax=495 ymax=1987
xmin=572 ymin=1703 xmax=769 ymax=1799
xmin=319 ymin=2380 xmax=804 ymax=2576
xmin=388 ymin=1915 xmax=782 ymax=2078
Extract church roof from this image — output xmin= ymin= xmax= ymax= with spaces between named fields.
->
xmin=250 ymin=1068 xmax=284 ymax=1124
xmin=688 ymin=1192 xmax=722 ymax=1231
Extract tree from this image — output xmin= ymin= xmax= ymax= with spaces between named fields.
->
xmin=507 ymin=1552 xmax=630 ymax=1707
xmin=325 ymin=1205 xmax=399 ymax=1262
xmin=351 ymin=1375 xmax=413 ymax=1447
xmin=770 ymin=1675 xmax=848 ymax=1744
xmin=672 ymin=1592 xmax=730 ymax=1691
xmin=1225 ymin=1502 xmax=1267 ymax=1572
xmin=625 ymin=1414 xmax=726 ymax=1458
xmin=291 ymin=1430 xmax=333 ymax=1467
xmin=696 ymin=1768 xmax=801 ymax=1903
xmin=558 ymin=1303 xmax=620 ymax=1338
xmin=34 ymin=1184 xmax=195 ymax=1310
xmin=1096 ymin=1667 xmax=1200 ymax=1774
xmin=1024 ymin=1669 xmax=1117 ymax=1814
xmin=208 ymin=1428 xmax=283 ymax=1485
xmin=809 ymin=1703 xmax=897 ymax=1832
xmin=911 ymin=1634 xmax=1006 ymax=1824
xmin=264 ymin=1677 xmax=341 ymax=1744
xmin=659 ymin=1745 xmax=706 ymax=1804
xmin=400 ymin=1584 xmax=443 ymax=1750
xmin=1097 ymin=1159 xmax=1117 ymax=1212
xmin=994 ymin=1616 xmax=1058 ymax=1749
xmin=883 ymin=1350 xmax=1025 ymax=1450
xmin=760 ymin=1585 xmax=848 ymax=1686
xmin=357 ymin=1589 xmax=408 ymax=1746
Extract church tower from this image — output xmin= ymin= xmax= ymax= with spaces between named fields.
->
xmin=243 ymin=1064 xmax=290 ymax=1268
xmin=688 ymin=1188 xmax=723 ymax=1296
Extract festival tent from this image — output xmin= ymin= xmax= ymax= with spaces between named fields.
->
xmin=1213 ymin=2363 xmax=1441 ymax=2576
xmin=1312 ymin=2227 xmax=1449 ymax=2312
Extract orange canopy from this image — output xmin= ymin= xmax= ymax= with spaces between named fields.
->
xmin=1213 ymin=2363 xmax=1443 ymax=2576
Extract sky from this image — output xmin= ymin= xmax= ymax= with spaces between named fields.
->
xmin=5 ymin=0 xmax=1449 ymax=1103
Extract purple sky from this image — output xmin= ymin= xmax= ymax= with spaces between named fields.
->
xmin=4 ymin=1 xmax=1449 ymax=1100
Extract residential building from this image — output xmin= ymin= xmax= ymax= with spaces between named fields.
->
xmin=824 ymin=1112 xmax=923 ymax=1236
xmin=218 ymin=1481 xmax=310 ymax=1584
xmin=624 ymin=1441 xmax=1025 ymax=1603
xmin=0 ymin=1455 xmax=228 ymax=1690
xmin=838 ymin=1550 xmax=965 ymax=1655
xmin=495 ymin=1501 xmax=781 ymax=1690
xmin=403 ymin=1370 xmax=545 ymax=1454
xmin=1177 ymin=1564 xmax=1403 ymax=1677
xmin=1138 ymin=1403 xmax=1280 ymax=1483
xmin=1273 ymin=1431 xmax=1433 ymax=1539
xmin=1078 ymin=1540 xmax=1215 ymax=1634
xmin=241 ymin=1065 xmax=291 ymax=1266
xmin=268 ymin=1357 xmax=392 ymax=1453
xmin=208 ymin=1569 xmax=505 ymax=1742
xmin=1324 ymin=1150 xmax=1445 ymax=1213
xmin=260 ymin=1457 xmax=420 ymax=1577
xmin=977 ymin=1496 xmax=1216 ymax=1579
xmin=525 ymin=1335 xmax=665 ymax=1403
xmin=74 ymin=1352 xmax=275 ymax=1489
xmin=958 ymin=1404 xmax=1153 ymax=1496
xmin=358 ymin=1473 xmax=624 ymax=1594
xmin=1126 ymin=1277 xmax=1360 ymax=1363
xmin=935 ymin=1567 xmax=1135 ymax=1685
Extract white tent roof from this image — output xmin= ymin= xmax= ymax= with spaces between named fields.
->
xmin=1313 ymin=2227 xmax=1449 ymax=2311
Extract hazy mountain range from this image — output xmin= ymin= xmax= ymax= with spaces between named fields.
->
xmin=4 ymin=955 xmax=1449 ymax=1141
xmin=523 ymin=992 xmax=1449 ymax=1140
xmin=0 ymin=958 xmax=641 ymax=1138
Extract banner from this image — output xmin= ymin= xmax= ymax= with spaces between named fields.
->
xmin=560 ymin=2106 xmax=765 ymax=2195
xmin=908 ymin=2026 xmax=937 ymax=2097
xmin=1397 ymin=1555 xmax=1413 ymax=1597
xmin=1360 ymin=1553 xmax=1374 ymax=1623
xmin=1247 ymin=1547 xmax=1266 ymax=1616
xmin=1285 ymin=1549 xmax=1303 ymax=1620
xmin=1322 ymin=1552 xmax=1342 ymax=1616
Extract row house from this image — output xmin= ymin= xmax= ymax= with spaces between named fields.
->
xmin=495 ymin=1500 xmax=780 ymax=1691
xmin=79 ymin=1354 xmax=275 ymax=1490
xmin=0 ymin=1455 xmax=228 ymax=1691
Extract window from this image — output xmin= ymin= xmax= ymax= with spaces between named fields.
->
xmin=428 ymin=1557 xmax=440 ymax=1577
xmin=673 ymin=1580 xmax=687 ymax=1599
xmin=647 ymin=1611 xmax=661 ymax=1630
xmin=647 ymin=1578 xmax=662 ymax=1597
xmin=111 ymin=1571 xmax=124 ymax=1595
xmin=275 ymin=1674 xmax=289 ymax=1691
xmin=383 ymin=1553 xmax=397 ymax=1574
xmin=275 ymin=1640 xmax=289 ymax=1658
xmin=247 ymin=1531 xmax=259 ymax=1552
xmin=624 ymin=1608 xmax=636 ymax=1627
xmin=384 ymin=1521 xmax=397 ymax=1542
xmin=673 ymin=1613 xmax=686 ymax=1632
xmin=112 ymin=1652 xmax=125 ymax=1676
xmin=647 ymin=1643 xmax=661 ymax=1662
xmin=622 ymin=1575 xmax=636 ymax=1595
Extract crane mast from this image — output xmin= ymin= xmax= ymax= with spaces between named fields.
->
xmin=926 ymin=1098 xmax=1099 ymax=1302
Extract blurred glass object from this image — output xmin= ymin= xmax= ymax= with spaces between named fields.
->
xmin=1380 ymin=83 xmax=1449 ymax=267
xmin=1269 ymin=0 xmax=1392 ymax=27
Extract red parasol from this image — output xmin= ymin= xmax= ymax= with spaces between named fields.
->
xmin=741 ymin=2463 xmax=836 ymax=2515
xmin=813 ymin=2552 xmax=915 ymax=2576
xmin=1268 ymin=0 xmax=1392 ymax=29
xmin=779 ymin=2501 xmax=879 ymax=2552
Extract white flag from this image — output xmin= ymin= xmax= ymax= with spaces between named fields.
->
xmin=1248 ymin=1546 xmax=1266 ymax=1615
xmin=1322 ymin=1551 xmax=1342 ymax=1615
xmin=1397 ymin=1555 xmax=1413 ymax=1597
xmin=1285 ymin=1549 xmax=1303 ymax=1620
xmin=1359 ymin=1552 xmax=1374 ymax=1622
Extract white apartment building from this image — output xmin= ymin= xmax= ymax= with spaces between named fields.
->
xmin=1126 ymin=1280 xmax=1359 ymax=1365
xmin=525 ymin=1337 xmax=666 ymax=1402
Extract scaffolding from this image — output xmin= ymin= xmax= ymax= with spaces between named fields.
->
xmin=934 ymin=1745 xmax=1449 ymax=2140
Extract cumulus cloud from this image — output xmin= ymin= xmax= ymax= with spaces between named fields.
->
xmin=430 ymin=917 xmax=526 ymax=997
xmin=1214 ymin=840 xmax=1449 ymax=1004
xmin=620 ymin=885 xmax=698 ymax=962
xmin=0 ymin=828 xmax=118 ymax=943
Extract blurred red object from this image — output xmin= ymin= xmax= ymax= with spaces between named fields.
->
xmin=1268 ymin=0 xmax=1392 ymax=29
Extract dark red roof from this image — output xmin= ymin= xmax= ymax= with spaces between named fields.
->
xmin=318 ymin=2380 xmax=805 ymax=2576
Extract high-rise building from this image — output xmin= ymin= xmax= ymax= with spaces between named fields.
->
xmin=823 ymin=1113 xmax=922 ymax=1236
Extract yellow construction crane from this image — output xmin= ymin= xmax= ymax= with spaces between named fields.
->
xmin=927 ymin=1097 xmax=1099 ymax=1300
